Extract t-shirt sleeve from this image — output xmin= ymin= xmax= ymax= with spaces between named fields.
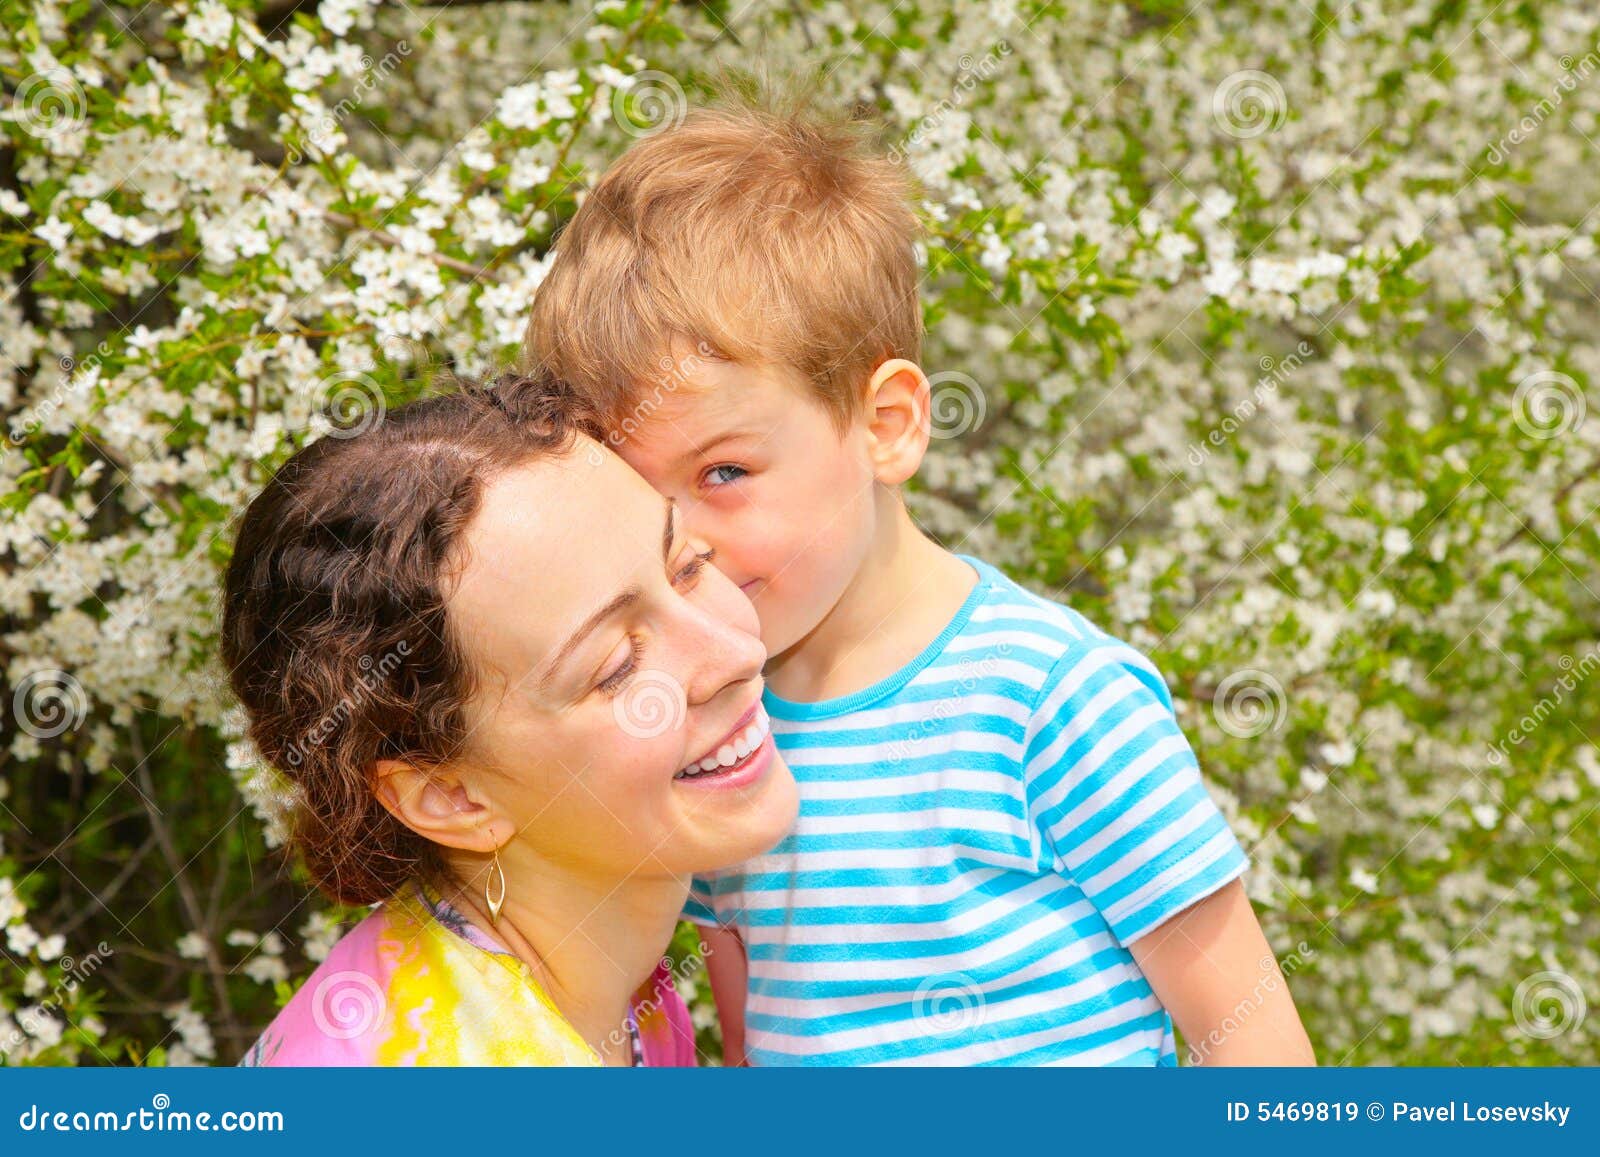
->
xmin=1024 ymin=638 xmax=1249 ymax=947
xmin=680 ymin=873 xmax=721 ymax=927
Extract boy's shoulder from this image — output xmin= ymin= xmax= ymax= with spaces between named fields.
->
xmin=957 ymin=554 xmax=1173 ymax=709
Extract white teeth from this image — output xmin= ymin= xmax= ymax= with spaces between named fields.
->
xmin=675 ymin=706 xmax=772 ymax=781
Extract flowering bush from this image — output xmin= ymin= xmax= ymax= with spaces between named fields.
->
xmin=2 ymin=0 xmax=1596 ymax=1066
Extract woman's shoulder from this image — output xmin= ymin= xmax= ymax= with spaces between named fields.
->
xmin=239 ymin=887 xmax=600 ymax=1067
xmin=239 ymin=902 xmax=398 ymax=1067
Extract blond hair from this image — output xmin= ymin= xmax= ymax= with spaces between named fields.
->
xmin=522 ymin=94 xmax=922 ymax=434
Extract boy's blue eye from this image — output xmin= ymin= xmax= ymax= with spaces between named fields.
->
xmin=705 ymin=464 xmax=747 ymax=487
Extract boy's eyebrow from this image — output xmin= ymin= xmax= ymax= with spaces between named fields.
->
xmin=539 ymin=497 xmax=676 ymax=689
xmin=676 ymin=427 xmax=755 ymax=465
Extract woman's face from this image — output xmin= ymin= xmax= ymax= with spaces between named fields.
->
xmin=444 ymin=434 xmax=798 ymax=880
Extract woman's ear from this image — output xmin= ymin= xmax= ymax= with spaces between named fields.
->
xmin=373 ymin=759 xmax=509 ymax=853
xmin=863 ymin=358 xmax=932 ymax=486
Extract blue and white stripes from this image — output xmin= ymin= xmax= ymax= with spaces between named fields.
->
xmin=685 ymin=555 xmax=1249 ymax=1066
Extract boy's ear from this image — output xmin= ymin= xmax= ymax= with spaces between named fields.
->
xmin=373 ymin=758 xmax=510 ymax=854
xmin=863 ymin=358 xmax=931 ymax=485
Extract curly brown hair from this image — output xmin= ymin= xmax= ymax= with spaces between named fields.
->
xmin=220 ymin=373 xmax=593 ymax=905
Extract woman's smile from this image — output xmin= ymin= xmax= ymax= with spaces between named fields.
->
xmin=675 ymin=701 xmax=775 ymax=789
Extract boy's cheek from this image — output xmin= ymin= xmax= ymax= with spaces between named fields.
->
xmin=682 ymin=505 xmax=746 ymax=567
xmin=685 ymin=494 xmax=773 ymax=562
xmin=703 ymin=564 xmax=762 ymax=634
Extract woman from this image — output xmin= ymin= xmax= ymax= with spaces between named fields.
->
xmin=221 ymin=374 xmax=799 ymax=1066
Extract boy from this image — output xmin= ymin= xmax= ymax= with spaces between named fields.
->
xmin=520 ymin=99 xmax=1314 ymax=1066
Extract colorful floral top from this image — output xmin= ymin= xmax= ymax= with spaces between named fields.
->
xmin=240 ymin=884 xmax=698 ymax=1067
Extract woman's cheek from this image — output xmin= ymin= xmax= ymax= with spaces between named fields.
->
xmin=627 ymin=737 xmax=684 ymax=811
xmin=597 ymin=696 xmax=687 ymax=777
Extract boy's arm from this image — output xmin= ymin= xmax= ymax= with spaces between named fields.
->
xmin=1128 ymin=879 xmax=1316 ymax=1065
xmin=697 ymin=924 xmax=750 ymax=1066
xmin=1023 ymin=639 xmax=1313 ymax=1065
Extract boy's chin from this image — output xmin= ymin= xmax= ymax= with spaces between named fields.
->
xmin=755 ymin=611 xmax=808 ymax=666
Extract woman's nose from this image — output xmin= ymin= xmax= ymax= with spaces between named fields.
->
xmin=679 ymin=500 xmax=746 ymax=567
xmin=676 ymin=586 xmax=766 ymax=706
xmin=676 ymin=499 xmax=714 ymax=551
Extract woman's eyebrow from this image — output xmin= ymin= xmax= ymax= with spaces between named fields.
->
xmin=538 ymin=496 xmax=676 ymax=690
xmin=661 ymin=494 xmax=677 ymax=561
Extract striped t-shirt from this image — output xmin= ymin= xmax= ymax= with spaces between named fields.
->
xmin=684 ymin=554 xmax=1250 ymax=1066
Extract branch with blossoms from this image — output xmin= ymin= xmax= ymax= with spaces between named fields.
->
xmin=1 ymin=0 xmax=1596 ymax=1067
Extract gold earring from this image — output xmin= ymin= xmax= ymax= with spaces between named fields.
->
xmin=485 ymin=848 xmax=506 ymax=927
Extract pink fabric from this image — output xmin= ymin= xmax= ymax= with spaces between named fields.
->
xmin=242 ymin=885 xmax=698 ymax=1067
xmin=634 ymin=958 xmax=700 ymax=1067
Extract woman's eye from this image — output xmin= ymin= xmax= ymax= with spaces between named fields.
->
xmin=597 ymin=635 xmax=643 ymax=696
xmin=674 ymin=547 xmax=716 ymax=586
xmin=703 ymin=464 xmax=747 ymax=488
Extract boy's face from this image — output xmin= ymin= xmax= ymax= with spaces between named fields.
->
xmin=609 ymin=345 xmax=879 ymax=661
